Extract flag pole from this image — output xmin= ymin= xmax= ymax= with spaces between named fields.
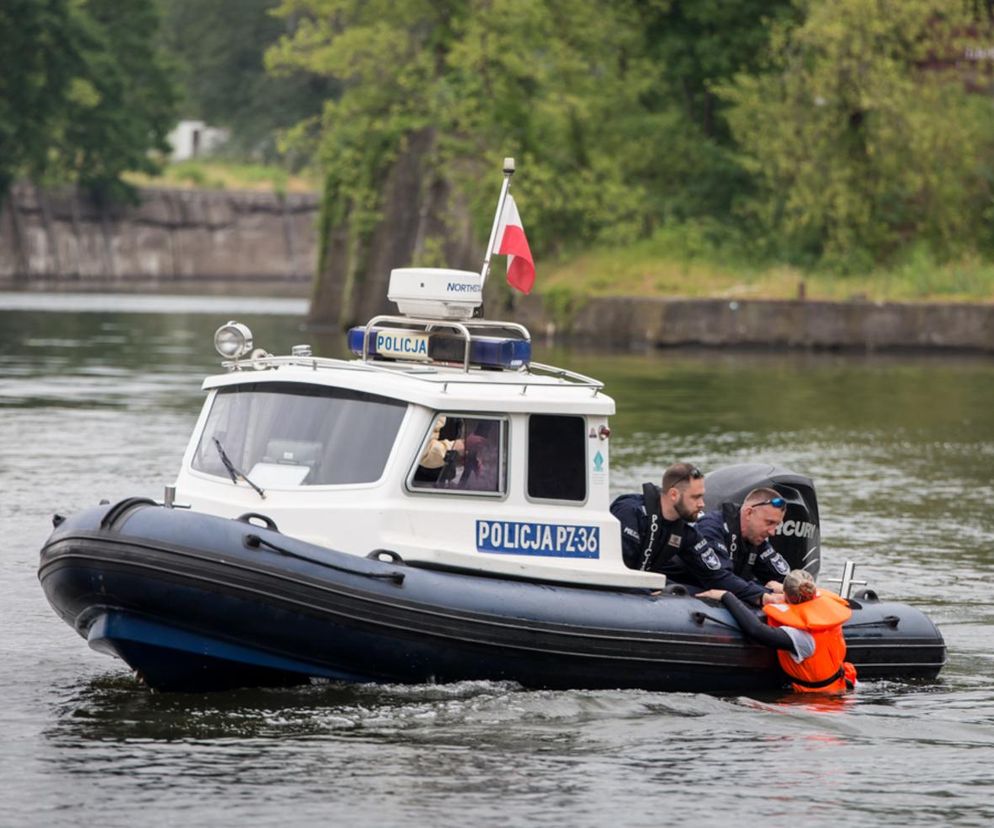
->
xmin=479 ymin=156 xmax=515 ymax=290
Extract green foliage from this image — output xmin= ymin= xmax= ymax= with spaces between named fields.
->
xmin=541 ymin=284 xmax=588 ymax=333
xmin=171 ymin=163 xmax=211 ymax=188
xmin=0 ymin=0 xmax=178 ymax=204
xmin=542 ymin=221 xmax=994 ymax=302
xmin=266 ymin=0 xmax=666 ymax=257
xmin=887 ymin=244 xmax=994 ymax=299
xmin=10 ymin=0 xmax=991 ymax=284
xmin=57 ymin=0 xmax=178 ymax=200
xmin=0 ymin=0 xmax=81 ymax=196
xmin=129 ymin=159 xmax=313 ymax=194
xmin=632 ymin=0 xmax=798 ymax=221
xmin=721 ymin=0 xmax=994 ymax=271
xmin=412 ymin=236 xmax=449 ymax=269
xmin=263 ymin=0 xmax=816 ymax=281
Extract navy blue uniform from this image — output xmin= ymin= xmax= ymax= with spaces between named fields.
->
xmin=696 ymin=502 xmax=790 ymax=589
xmin=610 ymin=484 xmax=770 ymax=604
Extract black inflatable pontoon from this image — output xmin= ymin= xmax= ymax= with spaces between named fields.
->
xmin=38 ymin=498 xmax=946 ymax=693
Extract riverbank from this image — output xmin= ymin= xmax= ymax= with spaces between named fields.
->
xmin=4 ymin=181 xmax=993 ymax=352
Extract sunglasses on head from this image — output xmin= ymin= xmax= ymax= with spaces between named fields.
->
xmin=675 ymin=466 xmax=704 ymax=483
xmin=753 ymin=497 xmax=786 ymax=509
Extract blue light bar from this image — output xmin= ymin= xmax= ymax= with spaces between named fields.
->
xmin=347 ymin=327 xmax=531 ymax=369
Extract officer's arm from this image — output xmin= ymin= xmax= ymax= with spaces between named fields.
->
xmin=610 ymin=498 xmax=643 ymax=570
xmin=680 ymin=535 xmax=770 ymax=606
xmin=694 ymin=513 xmax=722 ymax=545
xmin=755 ymin=543 xmax=790 ymax=585
xmin=693 ymin=516 xmax=738 ymax=578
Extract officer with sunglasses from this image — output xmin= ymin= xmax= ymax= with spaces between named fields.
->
xmin=610 ymin=464 xmax=780 ymax=605
xmin=695 ymin=487 xmax=791 ymax=593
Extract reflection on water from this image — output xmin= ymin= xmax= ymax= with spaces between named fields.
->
xmin=4 ymin=296 xmax=994 ymax=827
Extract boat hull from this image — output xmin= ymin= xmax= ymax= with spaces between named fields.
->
xmin=38 ymin=501 xmax=946 ymax=693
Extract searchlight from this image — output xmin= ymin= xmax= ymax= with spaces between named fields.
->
xmin=214 ymin=321 xmax=254 ymax=360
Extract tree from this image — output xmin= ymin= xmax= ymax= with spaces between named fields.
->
xmin=0 ymin=0 xmax=178 ymax=205
xmin=630 ymin=0 xmax=798 ymax=221
xmin=0 ymin=0 xmax=82 ymax=200
xmin=267 ymin=0 xmax=661 ymax=252
xmin=720 ymin=0 xmax=994 ymax=269
xmin=264 ymin=0 xmax=667 ymax=323
xmin=55 ymin=0 xmax=178 ymax=201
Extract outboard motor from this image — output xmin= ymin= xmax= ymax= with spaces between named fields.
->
xmin=703 ymin=463 xmax=821 ymax=578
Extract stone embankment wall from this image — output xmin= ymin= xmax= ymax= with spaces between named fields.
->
xmin=515 ymin=294 xmax=994 ymax=353
xmin=0 ymin=183 xmax=318 ymax=293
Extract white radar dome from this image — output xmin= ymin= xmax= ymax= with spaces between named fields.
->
xmin=387 ymin=268 xmax=483 ymax=320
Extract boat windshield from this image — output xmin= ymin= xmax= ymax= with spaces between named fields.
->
xmin=192 ymin=382 xmax=407 ymax=487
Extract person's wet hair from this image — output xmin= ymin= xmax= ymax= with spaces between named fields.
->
xmin=784 ymin=569 xmax=817 ymax=604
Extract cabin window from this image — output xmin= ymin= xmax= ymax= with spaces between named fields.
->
xmin=527 ymin=414 xmax=586 ymax=502
xmin=409 ymin=414 xmax=506 ymax=495
xmin=192 ymin=382 xmax=406 ymax=486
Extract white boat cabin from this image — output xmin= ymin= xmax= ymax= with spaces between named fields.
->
xmin=173 ymin=268 xmax=665 ymax=589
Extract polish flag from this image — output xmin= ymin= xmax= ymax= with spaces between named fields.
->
xmin=496 ymin=195 xmax=535 ymax=294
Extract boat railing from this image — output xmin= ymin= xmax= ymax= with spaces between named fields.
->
xmin=221 ymin=350 xmax=603 ymax=395
xmin=224 ymin=353 xmax=602 ymax=394
xmin=357 ymin=314 xmax=602 ymax=393
xmin=217 ymin=309 xmax=603 ymax=393
xmin=526 ymin=362 xmax=604 ymax=394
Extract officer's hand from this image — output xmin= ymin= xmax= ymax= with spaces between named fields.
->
xmin=766 ymin=580 xmax=785 ymax=593
xmin=761 ymin=592 xmax=782 ymax=605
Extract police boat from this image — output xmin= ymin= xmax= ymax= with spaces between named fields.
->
xmin=37 ymin=268 xmax=946 ymax=693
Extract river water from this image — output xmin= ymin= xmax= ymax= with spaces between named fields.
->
xmin=2 ymin=295 xmax=993 ymax=827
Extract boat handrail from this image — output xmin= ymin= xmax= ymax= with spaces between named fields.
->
xmin=222 ymin=354 xmax=353 ymax=372
xmin=219 ymin=353 xmax=603 ymax=394
xmin=526 ymin=362 xmax=604 ymax=395
xmin=363 ymin=360 xmax=603 ymax=395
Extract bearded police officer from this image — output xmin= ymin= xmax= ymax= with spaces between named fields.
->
xmin=695 ymin=487 xmax=791 ymax=593
xmin=610 ymin=463 xmax=779 ymax=605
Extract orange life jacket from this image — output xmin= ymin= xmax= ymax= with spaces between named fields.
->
xmin=763 ymin=590 xmax=857 ymax=694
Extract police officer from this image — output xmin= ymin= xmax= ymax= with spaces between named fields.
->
xmin=695 ymin=487 xmax=791 ymax=592
xmin=610 ymin=463 xmax=777 ymax=605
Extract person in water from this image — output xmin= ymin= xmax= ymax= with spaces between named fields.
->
xmin=610 ymin=463 xmax=781 ymax=606
xmin=695 ymin=487 xmax=791 ymax=593
xmin=698 ymin=569 xmax=857 ymax=694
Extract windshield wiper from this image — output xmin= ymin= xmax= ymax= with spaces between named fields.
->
xmin=213 ymin=438 xmax=266 ymax=499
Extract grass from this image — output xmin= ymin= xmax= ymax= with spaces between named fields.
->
xmin=124 ymin=160 xmax=318 ymax=196
xmin=540 ymin=228 xmax=994 ymax=304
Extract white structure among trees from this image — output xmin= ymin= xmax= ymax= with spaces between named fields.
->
xmin=167 ymin=120 xmax=230 ymax=161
